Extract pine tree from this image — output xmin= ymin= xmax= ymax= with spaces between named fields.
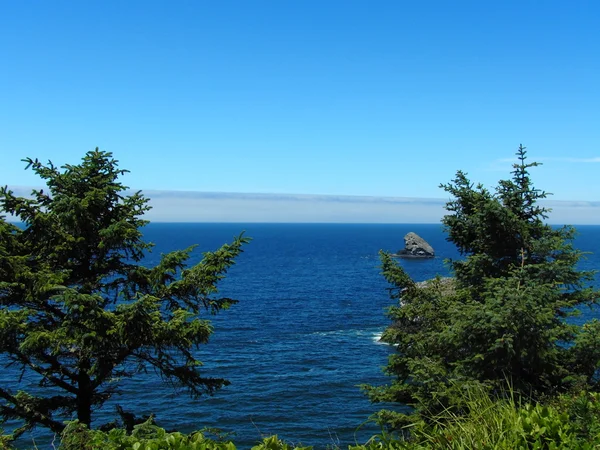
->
xmin=0 ymin=149 xmax=249 ymax=438
xmin=366 ymin=145 xmax=600 ymax=428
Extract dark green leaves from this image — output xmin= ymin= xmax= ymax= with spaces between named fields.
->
xmin=0 ymin=149 xmax=249 ymax=440
xmin=370 ymin=145 xmax=600 ymax=429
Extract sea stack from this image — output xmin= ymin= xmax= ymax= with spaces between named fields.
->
xmin=396 ymin=232 xmax=435 ymax=258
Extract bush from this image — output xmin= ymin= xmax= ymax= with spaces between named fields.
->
xmin=359 ymin=385 xmax=600 ymax=449
xmin=57 ymin=420 xmax=313 ymax=450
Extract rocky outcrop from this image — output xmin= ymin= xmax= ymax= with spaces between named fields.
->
xmin=380 ymin=277 xmax=455 ymax=343
xmin=414 ymin=276 xmax=454 ymax=293
xmin=394 ymin=232 xmax=435 ymax=258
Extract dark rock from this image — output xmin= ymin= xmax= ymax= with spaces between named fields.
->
xmin=394 ymin=232 xmax=434 ymax=258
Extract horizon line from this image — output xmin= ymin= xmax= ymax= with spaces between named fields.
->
xmin=4 ymin=186 xmax=600 ymax=225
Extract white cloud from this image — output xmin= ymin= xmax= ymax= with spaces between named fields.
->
xmin=4 ymin=187 xmax=600 ymax=225
xmin=144 ymin=190 xmax=447 ymax=224
xmin=557 ymin=157 xmax=600 ymax=163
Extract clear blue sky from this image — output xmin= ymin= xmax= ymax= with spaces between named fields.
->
xmin=1 ymin=1 xmax=599 ymax=203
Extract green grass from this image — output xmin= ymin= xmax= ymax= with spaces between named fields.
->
xmin=359 ymin=384 xmax=600 ymax=449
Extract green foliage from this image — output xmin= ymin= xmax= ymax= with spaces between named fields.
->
xmin=356 ymin=386 xmax=600 ymax=449
xmin=57 ymin=421 xmax=313 ymax=450
xmin=5 ymin=396 xmax=600 ymax=449
xmin=366 ymin=145 xmax=600 ymax=427
xmin=59 ymin=419 xmax=238 ymax=450
xmin=250 ymin=435 xmax=312 ymax=450
xmin=0 ymin=427 xmax=12 ymax=450
xmin=0 ymin=149 xmax=249 ymax=440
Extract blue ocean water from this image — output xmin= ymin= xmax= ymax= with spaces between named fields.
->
xmin=4 ymin=223 xmax=600 ymax=448
xmin=116 ymin=223 xmax=453 ymax=448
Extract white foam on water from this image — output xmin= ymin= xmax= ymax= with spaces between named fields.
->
xmin=371 ymin=331 xmax=387 ymax=345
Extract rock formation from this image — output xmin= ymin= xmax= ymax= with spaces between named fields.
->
xmin=395 ymin=232 xmax=435 ymax=258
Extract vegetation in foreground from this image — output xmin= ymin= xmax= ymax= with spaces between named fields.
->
xmin=2 ymin=145 xmax=600 ymax=449
xmin=6 ymin=385 xmax=600 ymax=449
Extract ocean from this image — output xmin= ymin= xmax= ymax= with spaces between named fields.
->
xmin=4 ymin=223 xmax=600 ymax=448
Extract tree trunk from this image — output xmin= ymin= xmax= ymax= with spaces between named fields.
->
xmin=77 ymin=360 xmax=92 ymax=427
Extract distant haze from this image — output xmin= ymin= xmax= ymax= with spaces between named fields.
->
xmin=5 ymin=187 xmax=600 ymax=225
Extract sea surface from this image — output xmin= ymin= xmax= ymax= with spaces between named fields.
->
xmin=4 ymin=223 xmax=600 ymax=448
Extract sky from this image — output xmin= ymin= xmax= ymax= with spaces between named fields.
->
xmin=1 ymin=1 xmax=599 ymax=223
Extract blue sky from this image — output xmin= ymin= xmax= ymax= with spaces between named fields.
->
xmin=1 ymin=1 xmax=599 ymax=222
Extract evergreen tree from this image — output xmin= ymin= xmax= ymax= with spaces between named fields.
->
xmin=366 ymin=145 xmax=600 ymax=428
xmin=0 ymin=149 xmax=249 ymax=438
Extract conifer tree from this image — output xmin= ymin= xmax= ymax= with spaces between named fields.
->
xmin=0 ymin=149 xmax=249 ymax=438
xmin=366 ymin=145 xmax=600 ymax=428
